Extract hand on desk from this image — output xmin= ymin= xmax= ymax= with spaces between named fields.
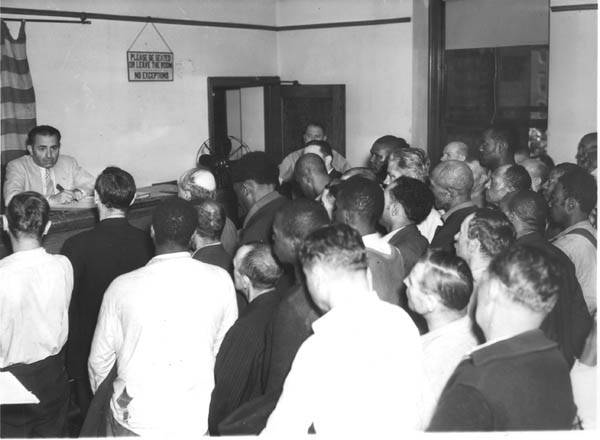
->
xmin=50 ymin=186 xmax=85 ymax=204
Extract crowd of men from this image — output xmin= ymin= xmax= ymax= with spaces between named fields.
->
xmin=0 ymin=123 xmax=597 ymax=437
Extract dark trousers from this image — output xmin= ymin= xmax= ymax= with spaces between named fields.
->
xmin=1 ymin=351 xmax=69 ymax=438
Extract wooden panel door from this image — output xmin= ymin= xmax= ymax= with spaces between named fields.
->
xmin=265 ymin=84 xmax=345 ymax=164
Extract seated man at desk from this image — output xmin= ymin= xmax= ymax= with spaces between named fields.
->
xmin=3 ymin=125 xmax=95 ymax=206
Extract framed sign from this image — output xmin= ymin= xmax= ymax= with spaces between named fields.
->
xmin=127 ymin=51 xmax=173 ymax=82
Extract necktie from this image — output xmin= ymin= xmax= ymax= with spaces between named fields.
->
xmin=45 ymin=169 xmax=54 ymax=197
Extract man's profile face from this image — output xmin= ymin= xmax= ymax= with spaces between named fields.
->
xmin=384 ymin=161 xmax=402 ymax=186
xmin=303 ymin=125 xmax=326 ymax=144
xmin=27 ymin=134 xmax=60 ymax=169
xmin=454 ymin=214 xmax=473 ymax=259
xmin=548 ymin=182 xmax=569 ymax=226
xmin=429 ymin=175 xmax=448 ymax=210
xmin=441 ymin=143 xmax=465 ymax=162
xmin=479 ymin=134 xmax=497 ymax=168
xmin=368 ymin=144 xmax=388 ymax=173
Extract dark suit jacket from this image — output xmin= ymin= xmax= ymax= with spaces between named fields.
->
xmin=193 ymin=243 xmax=232 ymax=274
xmin=430 ymin=205 xmax=478 ymax=254
xmin=239 ymin=194 xmax=288 ymax=245
xmin=60 ymin=218 xmax=153 ymax=380
xmin=209 ymin=290 xmax=281 ymax=435
xmin=429 ymin=330 xmax=576 ymax=431
xmin=217 ymin=282 xmax=319 ymax=435
xmin=388 ymin=224 xmax=428 ymax=274
xmin=516 ymin=232 xmax=592 ymax=367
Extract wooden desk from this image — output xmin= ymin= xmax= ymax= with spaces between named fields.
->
xmin=0 ymin=184 xmax=177 ymax=259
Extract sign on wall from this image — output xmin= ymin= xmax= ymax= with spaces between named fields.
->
xmin=126 ymin=22 xmax=174 ymax=82
xmin=127 ymin=51 xmax=174 ymax=81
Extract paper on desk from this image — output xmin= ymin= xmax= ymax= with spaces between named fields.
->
xmin=49 ymin=196 xmax=96 ymax=210
xmin=0 ymin=371 xmax=39 ymax=404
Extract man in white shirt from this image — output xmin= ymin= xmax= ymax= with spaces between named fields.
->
xmin=3 ymin=125 xmax=95 ymax=206
xmin=404 ymin=249 xmax=478 ymax=424
xmin=549 ymin=168 xmax=597 ymax=313
xmin=88 ymin=198 xmax=237 ymax=437
xmin=0 ymin=191 xmax=73 ymax=437
xmin=263 ymin=223 xmax=425 ymax=435
xmin=454 ymin=209 xmax=516 ymax=293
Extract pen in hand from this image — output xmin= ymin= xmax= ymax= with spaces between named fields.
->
xmin=56 ymin=184 xmax=65 ymax=192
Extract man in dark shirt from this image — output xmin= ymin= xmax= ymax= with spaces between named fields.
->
xmin=500 ymin=190 xmax=592 ymax=367
xmin=429 ymin=245 xmax=576 ymax=431
xmin=430 ymin=160 xmax=477 ymax=254
xmin=231 ymin=152 xmax=288 ymax=245
xmin=217 ymin=199 xmax=330 ymax=435
xmin=61 ymin=167 xmax=153 ymax=423
xmin=209 ymin=243 xmax=283 ymax=435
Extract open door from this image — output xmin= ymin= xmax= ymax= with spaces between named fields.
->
xmin=264 ymin=83 xmax=345 ymax=164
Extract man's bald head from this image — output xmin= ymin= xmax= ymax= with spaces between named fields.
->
xmin=430 ymin=160 xmax=474 ymax=210
xmin=294 ymin=153 xmax=329 ymax=199
xmin=521 ymin=159 xmax=549 ymax=192
xmin=441 ymin=141 xmax=469 ymax=162
xmin=178 ymin=167 xmax=217 ymax=201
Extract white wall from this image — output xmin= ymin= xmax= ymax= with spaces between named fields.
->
xmin=547 ymin=1 xmax=598 ymax=164
xmin=2 ymin=0 xmax=277 ymax=186
xmin=276 ymin=0 xmax=413 ymax=167
xmin=445 ymin=0 xmax=549 ymax=49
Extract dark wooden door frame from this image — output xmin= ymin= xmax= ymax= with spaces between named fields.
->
xmin=207 ymin=76 xmax=281 ymax=157
xmin=427 ymin=0 xmax=445 ymax=166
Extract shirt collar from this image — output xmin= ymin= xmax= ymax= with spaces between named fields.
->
xmin=4 ymin=247 xmax=46 ymax=261
xmin=383 ymin=225 xmax=408 ymax=242
xmin=148 ymin=251 xmax=191 ymax=264
xmin=243 ymin=190 xmax=281 ymax=228
xmin=312 ymin=292 xmax=378 ymax=335
xmin=422 ymin=315 xmax=472 ymax=344
xmin=442 ymin=200 xmax=475 ymax=222
xmin=552 ymin=220 xmax=594 ymax=240
xmin=468 ymin=329 xmax=556 ymax=366
xmin=362 ymin=232 xmax=392 ymax=255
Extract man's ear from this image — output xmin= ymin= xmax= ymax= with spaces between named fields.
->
xmin=43 ymin=220 xmax=52 ymax=237
xmin=241 ymin=274 xmax=252 ymax=294
xmin=324 ymin=155 xmax=333 ymax=170
xmin=26 ymin=145 xmax=33 ymax=156
xmin=150 ymin=225 xmax=155 ymax=241
xmin=565 ymin=197 xmax=578 ymax=212
xmin=1 ymin=215 xmax=8 ymax=232
xmin=129 ymin=193 xmax=137 ymax=207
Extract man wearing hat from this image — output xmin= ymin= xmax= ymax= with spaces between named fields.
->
xmin=231 ymin=152 xmax=288 ymax=245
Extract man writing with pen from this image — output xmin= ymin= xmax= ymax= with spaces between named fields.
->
xmin=3 ymin=125 xmax=95 ymax=206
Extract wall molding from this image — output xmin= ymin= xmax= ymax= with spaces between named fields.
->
xmin=551 ymin=3 xmax=598 ymax=12
xmin=0 ymin=7 xmax=410 ymax=31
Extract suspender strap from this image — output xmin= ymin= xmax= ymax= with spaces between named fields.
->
xmin=565 ymin=228 xmax=597 ymax=248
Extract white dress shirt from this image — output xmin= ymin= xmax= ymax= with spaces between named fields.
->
xmin=263 ymin=292 xmax=426 ymax=435
xmin=420 ymin=315 xmax=478 ymax=425
xmin=418 ymin=208 xmax=443 ymax=243
xmin=89 ymin=252 xmax=238 ymax=437
xmin=0 ymin=247 xmax=73 ymax=368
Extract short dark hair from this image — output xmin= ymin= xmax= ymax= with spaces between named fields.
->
xmin=274 ymin=199 xmax=330 ymax=243
xmin=239 ymin=243 xmax=283 ymax=290
xmin=152 ymin=198 xmax=198 ymax=247
xmin=389 ymin=176 xmax=433 ymax=224
xmin=488 ymin=245 xmax=561 ymax=313
xmin=335 ymin=176 xmax=384 ymax=227
xmin=6 ymin=191 xmax=50 ymax=239
xmin=305 ymin=121 xmax=326 ymax=133
xmin=305 ymin=140 xmax=333 ymax=158
xmin=412 ymin=249 xmax=473 ymax=311
xmin=299 ymin=223 xmax=368 ymax=273
xmin=503 ymin=190 xmax=548 ymax=233
xmin=467 ymin=209 xmax=516 ymax=259
xmin=230 ymin=152 xmax=279 ymax=185
xmin=559 ymin=168 xmax=597 ymax=214
xmin=26 ymin=125 xmax=61 ymax=146
xmin=373 ymin=135 xmax=409 ymax=151
xmin=195 ymin=199 xmax=226 ymax=241
xmin=95 ymin=167 xmax=136 ymax=211
xmin=503 ymin=165 xmax=532 ymax=192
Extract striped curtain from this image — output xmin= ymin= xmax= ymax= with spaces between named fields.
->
xmin=1 ymin=20 xmax=36 ymax=154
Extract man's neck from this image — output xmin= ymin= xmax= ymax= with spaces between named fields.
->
xmin=313 ymin=174 xmax=331 ymax=197
xmin=425 ymin=309 xmax=466 ymax=332
xmin=389 ymin=218 xmax=412 ymax=232
xmin=352 ymin=222 xmax=375 ymax=237
xmin=484 ymin=310 xmax=542 ymax=343
xmin=448 ymin=195 xmax=471 ymax=211
xmin=193 ymin=237 xmax=219 ymax=251
xmin=9 ymin=234 xmax=42 ymax=253
xmin=154 ymin=244 xmax=188 ymax=256
xmin=565 ymin=212 xmax=589 ymax=229
xmin=253 ymin=185 xmax=275 ymax=203
xmin=99 ymin=207 xmax=126 ymax=221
